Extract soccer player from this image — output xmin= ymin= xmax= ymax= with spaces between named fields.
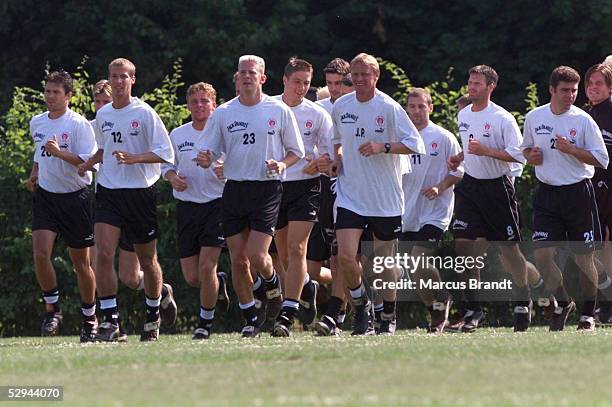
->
xmin=163 ymin=82 xmax=226 ymax=340
xmin=80 ymin=58 xmax=175 ymax=341
xmin=522 ymin=66 xmax=608 ymax=331
xmin=317 ymin=58 xmax=351 ymax=114
xmin=270 ymin=57 xmax=332 ymax=336
xmin=402 ymin=88 xmax=463 ymax=332
xmin=448 ymin=65 xmax=532 ymax=332
xmin=27 ymin=71 xmax=98 ymax=342
xmin=196 ymin=55 xmax=304 ymax=338
xmin=316 ymin=53 xmax=425 ymax=336
xmin=584 ymin=63 xmax=612 ymax=324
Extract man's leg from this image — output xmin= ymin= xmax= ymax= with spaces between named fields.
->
xmin=498 ymin=243 xmax=532 ymax=331
xmin=67 ymin=246 xmax=97 ymax=341
xmin=192 ymin=246 xmax=222 ymax=340
xmin=33 ymin=229 xmax=62 ymax=336
xmin=575 ymin=252 xmax=598 ymax=331
xmin=372 ymin=236 xmax=397 ymax=335
xmin=133 ymin=240 xmax=163 ymax=341
xmin=93 ymin=222 xmax=122 ymax=341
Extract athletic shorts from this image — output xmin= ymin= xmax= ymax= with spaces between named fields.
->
xmin=95 ymin=184 xmax=158 ymax=245
xmin=532 ymin=179 xmax=602 ymax=254
xmin=318 ymin=175 xmax=336 ymax=230
xmin=222 ymin=180 xmax=282 ymax=238
xmin=176 ymin=199 xmax=225 ymax=258
xmin=452 ymin=174 xmax=522 ymax=242
xmin=306 ymin=222 xmax=331 ymax=261
xmin=32 ymin=186 xmax=94 ymax=249
xmin=399 ymin=224 xmax=444 ymax=249
xmin=276 ymin=177 xmax=320 ymax=229
xmin=593 ymin=177 xmax=612 ymax=240
xmin=335 ymin=207 xmax=401 ymax=242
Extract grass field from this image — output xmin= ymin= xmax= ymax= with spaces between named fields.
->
xmin=1 ymin=327 xmax=612 ymax=406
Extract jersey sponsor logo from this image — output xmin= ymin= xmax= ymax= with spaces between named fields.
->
xmin=101 ymin=121 xmax=114 ymax=132
xmin=430 ymin=142 xmax=439 ymax=156
xmin=226 ymin=120 xmax=249 ymax=133
xmin=532 ymin=231 xmax=549 ymax=241
xmin=33 ymin=132 xmax=45 ymax=142
xmin=458 ymin=122 xmax=469 ymax=132
xmin=177 ymin=141 xmax=195 ymax=152
xmin=340 ymin=112 xmax=358 ymax=124
xmin=535 ymin=124 xmax=553 ymax=136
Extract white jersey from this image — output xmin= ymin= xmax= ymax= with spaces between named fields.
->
xmin=162 ymin=122 xmax=225 ymax=203
xmin=31 ymin=109 xmax=97 ymax=193
xmin=316 ymin=97 xmax=334 ymax=115
xmin=522 ymin=104 xmax=609 ymax=185
xmin=94 ymin=97 xmax=174 ymax=189
xmin=197 ymin=95 xmax=305 ymax=181
xmin=273 ymin=95 xmax=332 ymax=181
xmin=458 ymin=102 xmax=525 ymax=179
xmin=402 ymin=121 xmax=463 ymax=232
xmin=331 ymin=89 xmax=425 ymax=217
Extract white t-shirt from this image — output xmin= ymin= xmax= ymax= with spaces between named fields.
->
xmin=94 ymin=97 xmax=174 ymax=189
xmin=273 ymin=95 xmax=332 ymax=181
xmin=31 ymin=109 xmax=97 ymax=193
xmin=316 ymin=97 xmax=334 ymax=115
xmin=197 ymin=95 xmax=305 ymax=181
xmin=402 ymin=121 xmax=463 ymax=232
xmin=458 ymin=102 xmax=525 ymax=179
xmin=522 ymin=103 xmax=609 ymax=185
xmin=331 ymin=89 xmax=425 ymax=217
xmin=162 ymin=122 xmax=225 ymax=203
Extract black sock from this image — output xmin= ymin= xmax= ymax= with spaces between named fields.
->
xmin=99 ymin=295 xmax=119 ymax=324
xmin=199 ymin=306 xmax=214 ymax=329
xmin=325 ymin=296 xmax=344 ymax=319
xmin=582 ymin=299 xmax=596 ymax=317
xmin=554 ymin=285 xmax=570 ymax=307
xmin=513 ymin=284 xmax=530 ymax=307
xmin=301 ymin=280 xmax=316 ymax=302
xmin=42 ymin=288 xmax=60 ymax=313
xmin=242 ymin=305 xmax=259 ymax=326
xmin=383 ymin=300 xmax=395 ymax=315
xmin=280 ymin=299 xmax=299 ymax=320
xmin=81 ymin=301 xmax=96 ymax=322
xmin=145 ymin=295 xmax=160 ymax=322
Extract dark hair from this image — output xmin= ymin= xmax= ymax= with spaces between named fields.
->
xmin=342 ymin=73 xmax=353 ymax=86
xmin=468 ymin=65 xmax=498 ymax=87
xmin=550 ymin=66 xmax=580 ymax=88
xmin=305 ymin=86 xmax=318 ymax=102
xmin=585 ymin=63 xmax=612 ymax=88
xmin=323 ymin=58 xmax=350 ymax=76
xmin=46 ymin=70 xmax=73 ymax=94
xmin=284 ymin=57 xmax=313 ymax=77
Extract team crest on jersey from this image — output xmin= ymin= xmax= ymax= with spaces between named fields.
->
xmin=430 ymin=142 xmax=439 ymax=156
xmin=227 ymin=120 xmax=249 ymax=133
xmin=458 ymin=122 xmax=469 ymax=132
xmin=568 ymin=128 xmax=577 ymax=144
xmin=483 ymin=122 xmax=491 ymax=137
xmin=340 ymin=112 xmax=358 ymax=124
xmin=535 ymin=124 xmax=553 ymax=136
xmin=268 ymin=119 xmax=277 ymax=128
xmin=61 ymin=132 xmax=69 ymax=141
xmin=305 ymin=120 xmax=313 ymax=129
xmin=33 ymin=132 xmax=45 ymax=142
xmin=130 ymin=120 xmax=140 ymax=136
xmin=375 ymin=115 xmax=385 ymax=133
xmin=101 ymin=121 xmax=114 ymax=132
xmin=131 ymin=120 xmax=140 ymax=129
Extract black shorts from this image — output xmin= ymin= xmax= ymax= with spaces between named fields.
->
xmin=399 ymin=225 xmax=444 ymax=249
xmin=532 ymin=180 xmax=602 ymax=254
xmin=319 ymin=175 xmax=336 ymax=230
xmin=118 ymin=230 xmax=135 ymax=252
xmin=95 ymin=184 xmax=158 ymax=245
xmin=177 ymin=199 xmax=225 ymax=258
xmin=593 ymin=177 xmax=612 ymax=239
xmin=452 ymin=174 xmax=522 ymax=242
xmin=306 ymin=222 xmax=331 ymax=261
xmin=32 ymin=187 xmax=94 ymax=249
xmin=335 ymin=207 xmax=401 ymax=241
xmin=276 ymin=178 xmax=320 ymax=229
xmin=222 ymin=180 xmax=282 ymax=237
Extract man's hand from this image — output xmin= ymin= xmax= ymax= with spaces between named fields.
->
xmin=358 ymin=141 xmax=384 ymax=157
xmin=169 ymin=172 xmax=188 ymax=191
xmin=265 ymin=159 xmax=287 ymax=176
xmin=467 ymin=139 xmax=490 ymax=156
xmin=196 ymin=149 xmax=212 ymax=168
xmin=330 ymin=155 xmax=343 ymax=177
xmin=448 ymin=153 xmax=463 ymax=171
xmin=317 ymin=154 xmax=333 ymax=174
xmin=421 ymin=185 xmax=440 ymax=200
xmin=213 ymin=160 xmax=225 ymax=180
xmin=112 ymin=150 xmax=139 ymax=165
xmin=555 ymin=135 xmax=575 ymax=154
xmin=303 ymin=155 xmax=320 ymax=175
xmin=525 ymin=147 xmax=543 ymax=165
xmin=44 ymin=135 xmax=61 ymax=157
xmin=26 ymin=174 xmax=38 ymax=192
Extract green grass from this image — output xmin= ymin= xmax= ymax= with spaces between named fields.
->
xmin=1 ymin=328 xmax=612 ymax=406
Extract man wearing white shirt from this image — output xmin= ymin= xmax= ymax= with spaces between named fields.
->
xmin=271 ymin=58 xmax=332 ymax=336
xmin=163 ymin=82 xmax=226 ymax=340
xmin=196 ymin=55 xmax=305 ymax=338
xmin=27 ymin=71 xmax=98 ymax=342
xmin=81 ymin=58 xmax=175 ymax=342
xmin=402 ymin=88 xmax=463 ymax=333
xmin=523 ymin=66 xmax=609 ymax=331
xmin=448 ymin=65 xmax=532 ymax=332
xmin=316 ymin=53 xmax=425 ymax=336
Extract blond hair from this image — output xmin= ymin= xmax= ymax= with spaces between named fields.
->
xmin=94 ymin=79 xmax=112 ymax=97
xmin=108 ymin=58 xmax=136 ymax=76
xmin=350 ymin=53 xmax=380 ymax=76
xmin=186 ymin=82 xmax=217 ymax=102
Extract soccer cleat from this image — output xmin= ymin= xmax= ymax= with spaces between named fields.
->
xmin=80 ymin=318 xmax=98 ymax=343
xmin=429 ymin=297 xmax=453 ymax=333
xmin=314 ymin=315 xmax=339 ymax=336
xmin=140 ymin=319 xmax=160 ymax=342
xmin=460 ymin=309 xmax=485 ymax=333
xmin=299 ymin=280 xmax=319 ymax=327
xmin=513 ymin=300 xmax=532 ymax=332
xmin=241 ymin=324 xmax=260 ymax=338
xmin=596 ymin=304 xmax=612 ymax=327
xmin=378 ymin=312 xmax=396 ymax=336
xmin=351 ymin=300 xmax=374 ymax=336
xmin=216 ymin=272 xmax=230 ymax=313
xmin=41 ymin=311 xmax=63 ymax=336
xmin=160 ymin=283 xmax=178 ymax=326
xmin=550 ymin=299 xmax=576 ymax=332
xmin=95 ymin=321 xmax=121 ymax=342
xmin=577 ymin=315 xmax=595 ymax=331
xmin=272 ymin=313 xmax=294 ymax=337
xmin=192 ymin=327 xmax=211 ymax=340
